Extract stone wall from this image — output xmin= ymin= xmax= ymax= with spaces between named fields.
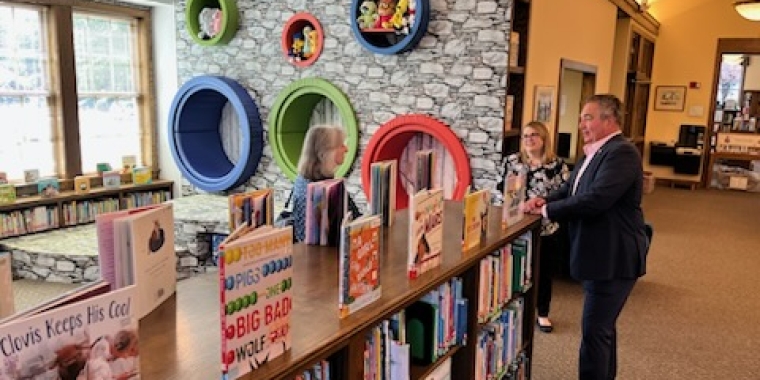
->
xmin=175 ymin=0 xmax=513 ymax=203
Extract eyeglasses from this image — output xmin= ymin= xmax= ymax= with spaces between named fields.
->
xmin=522 ymin=132 xmax=541 ymax=140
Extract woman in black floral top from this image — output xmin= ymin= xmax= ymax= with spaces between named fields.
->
xmin=500 ymin=121 xmax=569 ymax=333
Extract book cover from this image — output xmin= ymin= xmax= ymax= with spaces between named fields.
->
xmin=37 ymin=177 xmax=60 ymax=198
xmin=96 ymin=203 xmax=176 ymax=319
xmin=0 ymin=253 xmax=14 ymax=319
xmin=407 ymin=188 xmax=444 ymax=279
xmin=96 ymin=162 xmax=112 ymax=174
xmin=122 ymin=155 xmax=137 ymax=173
xmin=103 ymin=171 xmax=122 ymax=189
xmin=370 ymin=160 xmax=397 ymax=227
xmin=74 ymin=176 xmax=91 ymax=194
xmin=228 ymin=188 xmax=274 ymax=231
xmin=131 ymin=166 xmax=152 ymax=185
xmin=338 ymin=213 xmax=382 ymax=318
xmin=0 ymin=183 xmax=16 ymax=205
xmin=462 ymin=189 xmax=491 ymax=251
xmin=502 ymin=171 xmax=526 ymax=230
xmin=219 ymin=226 xmax=293 ymax=379
xmin=305 ymin=179 xmax=346 ymax=246
xmin=23 ymin=169 xmax=39 ymax=184
xmin=0 ymin=285 xmax=138 ymax=380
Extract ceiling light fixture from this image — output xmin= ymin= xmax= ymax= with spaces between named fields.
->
xmin=735 ymin=1 xmax=760 ymax=21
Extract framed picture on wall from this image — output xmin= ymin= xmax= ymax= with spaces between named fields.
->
xmin=534 ymin=85 xmax=555 ymax=124
xmin=654 ymin=85 xmax=686 ymax=111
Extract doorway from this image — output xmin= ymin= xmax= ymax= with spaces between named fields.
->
xmin=555 ymin=59 xmax=597 ymax=165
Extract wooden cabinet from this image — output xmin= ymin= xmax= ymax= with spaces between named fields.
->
xmin=0 ymin=180 xmax=173 ymax=239
xmin=138 ymin=204 xmax=542 ymax=379
xmin=504 ymin=0 xmax=531 ymax=156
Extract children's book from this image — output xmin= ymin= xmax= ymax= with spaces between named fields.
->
xmin=37 ymin=177 xmax=60 ymax=198
xmin=370 ymin=160 xmax=398 ymax=227
xmin=122 ymin=155 xmax=137 ymax=173
xmin=305 ymin=179 xmax=347 ymax=246
xmin=96 ymin=162 xmax=112 ymax=174
xmin=0 ymin=285 xmax=138 ymax=380
xmin=415 ymin=150 xmax=435 ymax=192
xmin=218 ymin=225 xmax=293 ymax=379
xmin=339 ymin=213 xmax=382 ymax=318
xmin=95 ymin=203 xmax=176 ymax=319
xmin=23 ymin=169 xmax=39 ymax=184
xmin=74 ymin=175 xmax=91 ymax=194
xmin=501 ymin=171 xmax=526 ymax=230
xmin=0 ymin=253 xmax=14 ymax=319
xmin=228 ymin=188 xmax=274 ymax=231
xmin=131 ymin=166 xmax=152 ymax=185
xmin=462 ymin=188 xmax=491 ymax=251
xmin=0 ymin=183 xmax=16 ymax=205
xmin=103 ymin=170 xmax=122 ymax=189
xmin=0 ymin=171 xmax=7 ymax=184
xmin=408 ymin=187 xmax=444 ymax=279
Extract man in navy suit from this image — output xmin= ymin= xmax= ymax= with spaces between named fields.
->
xmin=524 ymin=94 xmax=648 ymax=380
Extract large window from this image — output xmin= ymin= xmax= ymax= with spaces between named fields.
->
xmin=0 ymin=5 xmax=55 ymax=180
xmin=0 ymin=1 xmax=154 ymax=182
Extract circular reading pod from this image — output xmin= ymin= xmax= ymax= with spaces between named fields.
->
xmin=168 ymin=75 xmax=263 ymax=192
xmin=268 ymin=78 xmax=359 ymax=180
xmin=350 ymin=0 xmax=430 ymax=55
xmin=186 ymin=0 xmax=239 ymax=46
xmin=282 ymin=12 xmax=325 ymax=67
xmin=361 ymin=114 xmax=471 ymax=209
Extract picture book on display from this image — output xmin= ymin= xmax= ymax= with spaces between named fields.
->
xmin=228 ymin=188 xmax=274 ymax=231
xmin=408 ymin=187 xmax=444 ymax=279
xmin=131 ymin=166 xmax=152 ymax=185
xmin=0 ymin=184 xmax=16 ymax=205
xmin=502 ymin=171 xmax=526 ymax=230
xmin=95 ymin=203 xmax=176 ymax=319
xmin=0 ymin=253 xmax=14 ymax=319
xmin=23 ymin=169 xmax=39 ymax=184
xmin=37 ymin=177 xmax=60 ymax=198
xmin=103 ymin=171 xmax=122 ymax=189
xmin=369 ymin=160 xmax=397 ymax=227
xmin=122 ymin=155 xmax=137 ymax=173
xmin=462 ymin=188 xmax=492 ymax=251
xmin=339 ymin=213 xmax=382 ymax=318
xmin=218 ymin=225 xmax=294 ymax=380
xmin=305 ymin=179 xmax=346 ymax=246
xmin=0 ymin=285 xmax=138 ymax=380
xmin=74 ymin=176 xmax=91 ymax=194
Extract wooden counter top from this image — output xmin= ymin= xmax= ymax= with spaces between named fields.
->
xmin=138 ymin=203 xmax=541 ymax=380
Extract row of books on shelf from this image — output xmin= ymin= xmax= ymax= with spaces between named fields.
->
xmin=363 ymin=277 xmax=468 ymax=380
xmin=476 ymin=299 xmax=528 ymax=380
xmin=0 ymin=206 xmax=58 ymax=238
xmin=0 ymin=202 xmax=177 ymax=380
xmin=477 ymin=234 xmax=533 ymax=323
xmin=0 ymin=190 xmax=171 ymax=239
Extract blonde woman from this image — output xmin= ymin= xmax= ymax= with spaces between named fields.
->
xmin=500 ymin=121 xmax=569 ymax=333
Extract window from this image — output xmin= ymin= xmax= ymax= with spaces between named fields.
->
xmin=74 ymin=12 xmax=142 ymax=174
xmin=0 ymin=4 xmax=55 ymax=180
xmin=0 ymin=1 xmax=154 ymax=183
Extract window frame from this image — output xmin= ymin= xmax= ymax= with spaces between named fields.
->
xmin=2 ymin=0 xmax=156 ymax=181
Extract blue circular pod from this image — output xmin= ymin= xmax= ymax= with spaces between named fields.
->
xmin=168 ymin=75 xmax=263 ymax=192
xmin=350 ymin=0 xmax=430 ymax=55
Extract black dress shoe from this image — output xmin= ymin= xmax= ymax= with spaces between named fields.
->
xmin=536 ymin=319 xmax=554 ymax=333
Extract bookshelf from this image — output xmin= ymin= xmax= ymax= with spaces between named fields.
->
xmin=0 ymin=179 xmax=173 ymax=239
xmin=504 ymin=0 xmax=531 ymax=156
xmin=138 ymin=202 xmax=541 ymax=379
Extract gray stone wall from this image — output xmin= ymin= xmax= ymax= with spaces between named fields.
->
xmin=175 ymin=0 xmax=513 ymax=204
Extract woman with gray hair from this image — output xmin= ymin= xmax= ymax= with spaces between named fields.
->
xmin=292 ymin=125 xmax=361 ymax=243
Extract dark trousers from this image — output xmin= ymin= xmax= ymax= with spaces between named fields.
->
xmin=579 ymin=278 xmax=637 ymax=380
xmin=537 ymin=232 xmax=561 ymax=317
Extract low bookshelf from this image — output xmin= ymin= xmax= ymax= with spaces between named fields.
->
xmin=138 ymin=202 xmax=542 ymax=379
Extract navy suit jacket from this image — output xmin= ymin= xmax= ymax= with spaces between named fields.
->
xmin=546 ymin=134 xmax=648 ymax=281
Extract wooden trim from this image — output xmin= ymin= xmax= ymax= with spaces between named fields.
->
xmin=560 ymin=58 xmax=598 ymax=74
xmin=136 ymin=12 xmax=158 ymax=169
xmin=49 ymin=4 xmax=82 ymax=179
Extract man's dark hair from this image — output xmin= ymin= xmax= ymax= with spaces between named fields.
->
xmin=586 ymin=94 xmax=624 ymax=126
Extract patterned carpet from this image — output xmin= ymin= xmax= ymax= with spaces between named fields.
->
xmin=11 ymin=278 xmax=80 ymax=315
xmin=531 ymin=186 xmax=760 ymax=379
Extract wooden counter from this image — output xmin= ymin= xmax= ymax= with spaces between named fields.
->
xmin=139 ymin=203 xmax=541 ymax=380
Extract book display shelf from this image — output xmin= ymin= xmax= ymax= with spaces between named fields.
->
xmin=138 ymin=202 xmax=542 ymax=379
xmin=0 ymin=179 xmax=173 ymax=239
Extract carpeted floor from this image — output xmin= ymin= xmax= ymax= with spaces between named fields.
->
xmin=531 ymin=186 xmax=760 ymax=379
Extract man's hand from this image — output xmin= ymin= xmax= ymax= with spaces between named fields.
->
xmin=522 ymin=197 xmax=546 ymax=214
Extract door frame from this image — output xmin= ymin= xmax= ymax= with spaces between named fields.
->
xmin=555 ymin=59 xmax=597 ymax=164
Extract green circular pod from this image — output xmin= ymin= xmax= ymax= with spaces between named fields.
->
xmin=186 ymin=0 xmax=239 ymax=46
xmin=268 ymin=78 xmax=359 ymax=180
